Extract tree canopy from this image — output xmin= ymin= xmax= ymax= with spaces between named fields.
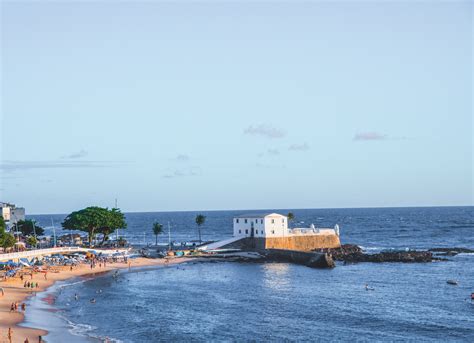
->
xmin=195 ymin=214 xmax=206 ymax=243
xmin=152 ymin=222 xmax=163 ymax=245
xmin=16 ymin=219 xmax=45 ymax=237
xmin=62 ymin=207 xmax=127 ymax=246
xmin=0 ymin=216 xmax=15 ymax=249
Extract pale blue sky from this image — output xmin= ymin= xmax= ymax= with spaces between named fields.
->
xmin=1 ymin=1 xmax=472 ymax=214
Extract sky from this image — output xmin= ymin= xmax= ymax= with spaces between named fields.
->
xmin=0 ymin=0 xmax=472 ymax=214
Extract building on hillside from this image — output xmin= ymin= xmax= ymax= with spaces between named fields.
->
xmin=232 ymin=212 xmax=341 ymax=251
xmin=0 ymin=202 xmax=26 ymax=228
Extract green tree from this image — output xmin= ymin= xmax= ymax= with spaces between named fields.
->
xmin=98 ymin=208 xmax=127 ymax=245
xmin=0 ymin=216 xmax=15 ymax=249
xmin=152 ymin=222 xmax=163 ymax=245
xmin=62 ymin=207 xmax=127 ymax=247
xmin=62 ymin=207 xmax=109 ymax=246
xmin=0 ymin=216 xmax=5 ymax=233
xmin=16 ymin=219 xmax=45 ymax=237
xmin=27 ymin=236 xmax=38 ymax=247
xmin=0 ymin=232 xmax=16 ymax=249
xmin=287 ymin=212 xmax=295 ymax=227
xmin=195 ymin=214 xmax=206 ymax=243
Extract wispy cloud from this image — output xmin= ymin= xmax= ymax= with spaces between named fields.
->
xmin=244 ymin=124 xmax=286 ymax=139
xmin=0 ymin=160 xmax=122 ymax=172
xmin=257 ymin=148 xmax=280 ymax=158
xmin=353 ymin=132 xmax=388 ymax=141
xmin=256 ymin=162 xmax=286 ymax=169
xmin=162 ymin=167 xmax=200 ymax=179
xmin=267 ymin=148 xmax=280 ymax=155
xmin=288 ymin=142 xmax=310 ymax=151
xmin=61 ymin=149 xmax=88 ymax=159
xmin=175 ymin=154 xmax=190 ymax=162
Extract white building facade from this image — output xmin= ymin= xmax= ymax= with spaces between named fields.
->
xmin=0 ymin=202 xmax=26 ymax=228
xmin=233 ymin=213 xmax=289 ymax=238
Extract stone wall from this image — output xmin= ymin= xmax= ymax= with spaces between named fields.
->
xmin=223 ymin=234 xmax=341 ymax=252
xmin=264 ymin=234 xmax=341 ymax=251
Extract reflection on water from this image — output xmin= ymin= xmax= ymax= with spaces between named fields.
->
xmin=262 ymin=263 xmax=291 ymax=292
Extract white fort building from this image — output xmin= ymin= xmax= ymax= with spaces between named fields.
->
xmin=202 ymin=212 xmax=341 ymax=251
xmin=233 ymin=212 xmax=340 ymax=238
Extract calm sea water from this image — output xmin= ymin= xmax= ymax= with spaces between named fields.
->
xmin=25 ymin=207 xmax=474 ymax=342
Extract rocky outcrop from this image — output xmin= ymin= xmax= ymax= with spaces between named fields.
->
xmin=314 ymin=244 xmax=437 ymax=263
xmin=428 ymin=247 xmax=474 ymax=256
xmin=264 ymin=249 xmax=335 ymax=268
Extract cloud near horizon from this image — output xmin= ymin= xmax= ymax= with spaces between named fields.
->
xmin=162 ymin=167 xmax=200 ymax=179
xmin=61 ymin=149 xmax=88 ymax=159
xmin=288 ymin=142 xmax=310 ymax=151
xmin=244 ymin=124 xmax=286 ymax=139
xmin=0 ymin=160 xmax=122 ymax=172
xmin=175 ymin=154 xmax=190 ymax=162
xmin=353 ymin=132 xmax=388 ymax=141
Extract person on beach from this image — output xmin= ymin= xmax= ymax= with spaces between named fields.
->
xmin=44 ymin=272 xmax=47 ymax=280
xmin=21 ymin=303 xmax=26 ymax=311
xmin=7 ymin=327 xmax=12 ymax=343
xmin=10 ymin=303 xmax=15 ymax=312
xmin=0 ymin=287 xmax=4 ymax=296
xmin=24 ymin=338 xmax=29 ymax=343
xmin=39 ymin=335 xmax=43 ymax=342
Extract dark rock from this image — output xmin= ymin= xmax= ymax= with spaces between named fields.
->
xmin=428 ymin=247 xmax=474 ymax=256
xmin=264 ymin=249 xmax=335 ymax=268
xmin=315 ymin=244 xmax=437 ymax=263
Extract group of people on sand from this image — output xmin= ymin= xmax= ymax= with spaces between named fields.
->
xmin=2 ymin=326 xmax=43 ymax=343
xmin=10 ymin=301 xmax=27 ymax=312
xmin=24 ymin=280 xmax=39 ymax=290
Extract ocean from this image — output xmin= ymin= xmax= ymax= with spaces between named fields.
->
xmin=24 ymin=206 xmax=474 ymax=342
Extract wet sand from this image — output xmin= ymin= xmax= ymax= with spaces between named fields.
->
xmin=0 ymin=257 xmax=186 ymax=343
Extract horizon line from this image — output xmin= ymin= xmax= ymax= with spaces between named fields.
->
xmin=27 ymin=204 xmax=474 ymax=216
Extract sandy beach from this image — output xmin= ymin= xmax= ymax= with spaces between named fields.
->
xmin=0 ymin=257 xmax=187 ymax=343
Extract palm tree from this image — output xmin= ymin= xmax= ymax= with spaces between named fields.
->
xmin=195 ymin=214 xmax=206 ymax=243
xmin=152 ymin=222 xmax=163 ymax=246
xmin=287 ymin=212 xmax=295 ymax=228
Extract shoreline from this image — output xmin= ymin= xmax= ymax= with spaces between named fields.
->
xmin=0 ymin=257 xmax=188 ymax=343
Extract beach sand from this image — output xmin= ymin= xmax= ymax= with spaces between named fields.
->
xmin=0 ymin=257 xmax=186 ymax=343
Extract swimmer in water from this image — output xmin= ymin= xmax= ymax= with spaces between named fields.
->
xmin=90 ymin=298 xmax=96 ymax=303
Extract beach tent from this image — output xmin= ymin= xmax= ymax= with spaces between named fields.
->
xmin=19 ymin=258 xmax=31 ymax=267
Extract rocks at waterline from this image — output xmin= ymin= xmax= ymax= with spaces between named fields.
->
xmin=314 ymin=244 xmax=439 ymax=263
xmin=428 ymin=247 xmax=474 ymax=256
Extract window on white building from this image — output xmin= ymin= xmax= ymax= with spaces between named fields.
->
xmin=271 ymin=230 xmax=275 ymax=234
xmin=282 ymin=218 xmax=285 ymax=223
xmin=239 ymin=230 xmax=241 ymax=234
xmin=245 ymin=219 xmax=248 ymax=224
xmin=271 ymin=219 xmax=275 ymax=224
xmin=236 ymin=219 xmax=239 ymax=223
xmin=261 ymin=219 xmax=263 ymax=224
xmin=261 ymin=230 xmax=264 ymax=234
xmin=245 ymin=229 xmax=248 ymax=234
